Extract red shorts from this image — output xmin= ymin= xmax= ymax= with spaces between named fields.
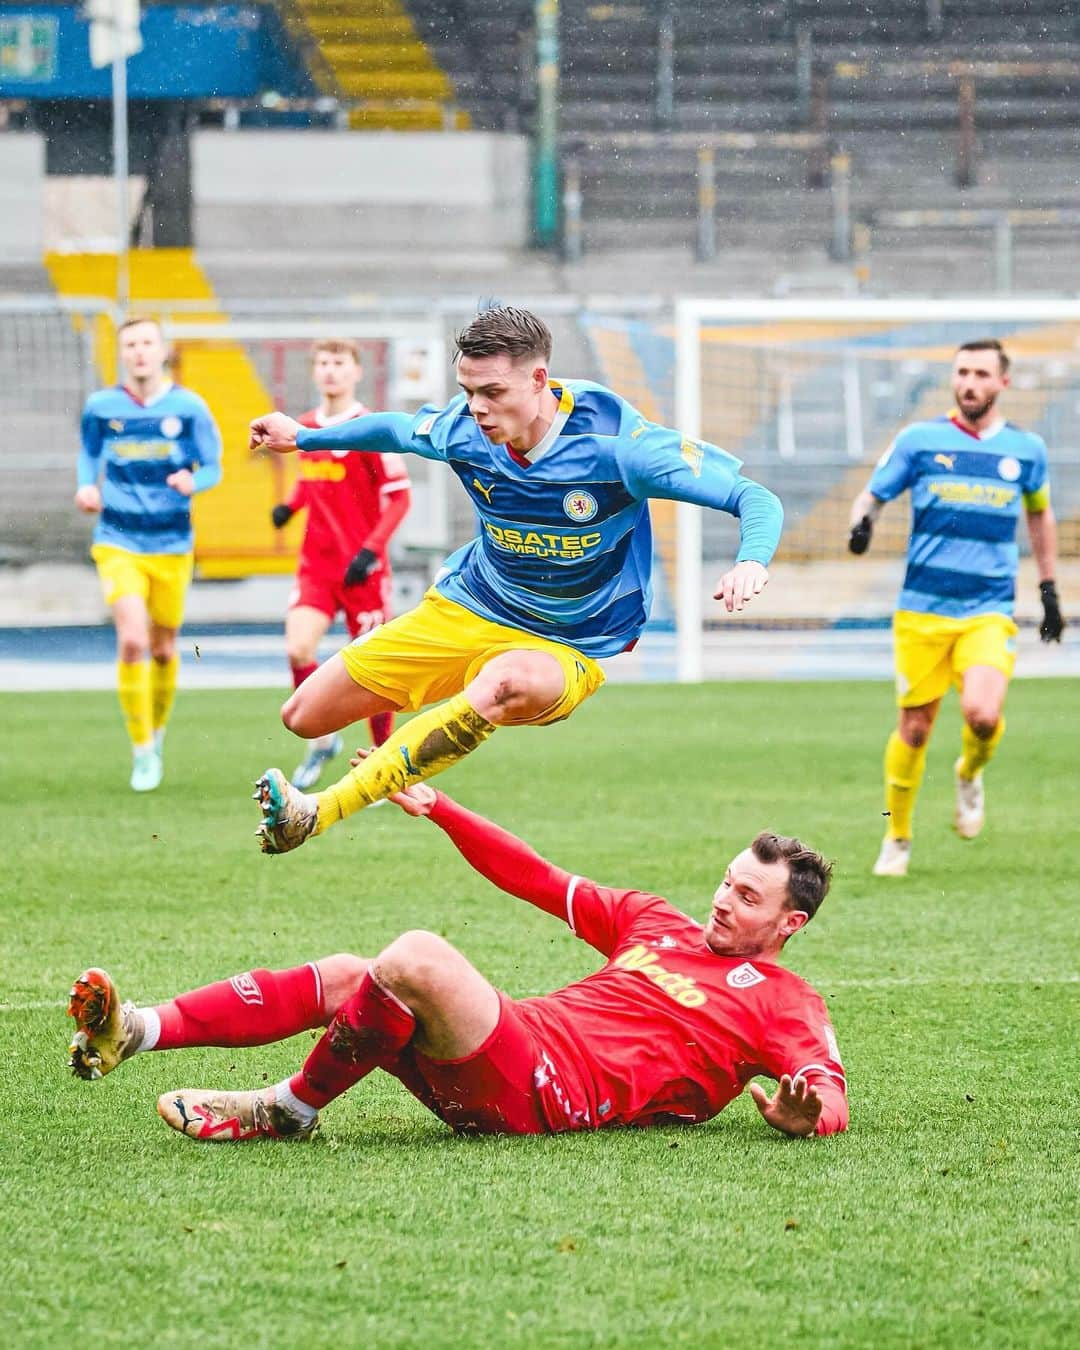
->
xmin=387 ymin=994 xmax=551 ymax=1136
xmin=288 ymin=557 xmax=391 ymax=639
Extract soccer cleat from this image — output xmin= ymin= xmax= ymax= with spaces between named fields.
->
xmin=67 ymin=968 xmax=144 ymax=1080
xmin=291 ymin=733 xmax=344 ymax=791
xmin=253 ymin=768 xmax=319 ymax=854
xmin=872 ymin=837 xmax=911 ymax=877
xmin=954 ymin=759 xmax=985 ymax=839
xmin=130 ymin=747 xmax=163 ymax=792
xmin=156 ymin=1089 xmax=318 ymax=1142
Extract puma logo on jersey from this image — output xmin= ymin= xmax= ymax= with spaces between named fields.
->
xmin=472 ymin=478 xmax=495 ymax=504
xmin=934 ymin=453 xmax=956 ymax=470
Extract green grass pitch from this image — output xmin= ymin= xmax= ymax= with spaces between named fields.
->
xmin=2 ymin=679 xmax=1077 ymax=1347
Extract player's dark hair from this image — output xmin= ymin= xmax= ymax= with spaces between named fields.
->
xmin=455 ymin=307 xmax=552 ymax=365
xmin=751 ymin=831 xmax=833 ymax=923
xmin=956 ymin=338 xmax=1010 ymax=374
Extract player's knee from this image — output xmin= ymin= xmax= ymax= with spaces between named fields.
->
xmin=150 ymin=641 xmax=175 ymax=665
xmin=469 ymin=652 xmax=564 ymax=724
xmin=964 ymin=709 xmax=999 ymax=740
xmin=281 ymin=693 xmax=313 ymax=737
xmin=316 ymin=953 xmax=368 ymax=1015
xmin=285 ymin=640 xmax=316 ymax=669
xmin=119 ymin=635 xmax=148 ymax=664
xmin=375 ymin=930 xmax=455 ymax=1000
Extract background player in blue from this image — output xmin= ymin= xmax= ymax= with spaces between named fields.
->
xmin=75 ymin=316 xmax=223 ymax=792
xmin=247 ymin=306 xmax=784 ymax=854
xmin=847 ymin=338 xmax=1064 ymax=877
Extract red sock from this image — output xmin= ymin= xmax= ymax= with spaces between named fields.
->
xmin=368 ymin=711 xmax=394 ymax=747
xmin=152 ymin=964 xmax=325 ymax=1049
xmin=291 ymin=662 xmax=318 ymax=691
xmin=289 ymin=969 xmax=414 ymax=1109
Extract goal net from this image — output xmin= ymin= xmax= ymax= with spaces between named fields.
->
xmin=584 ymin=299 xmax=1080 ymax=680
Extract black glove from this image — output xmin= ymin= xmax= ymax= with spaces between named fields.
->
xmin=1039 ymin=579 xmax=1064 ymax=643
xmin=271 ymin=503 xmax=294 ymax=529
xmin=848 ymin=515 xmax=874 ymax=555
xmin=344 ymin=547 xmax=380 ymax=588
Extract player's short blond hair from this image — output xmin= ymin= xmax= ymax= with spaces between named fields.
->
xmin=311 ymin=338 xmax=361 ymax=364
xmin=118 ymin=314 xmax=164 ymax=337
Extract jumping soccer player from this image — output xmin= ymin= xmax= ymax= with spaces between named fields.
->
xmin=271 ymin=338 xmax=411 ymax=789
xmin=67 ymin=775 xmax=847 ymax=1142
xmin=246 ymin=306 xmax=784 ymax=854
xmin=75 ymin=316 xmax=223 ymax=791
xmin=848 ymin=338 xmax=1064 ymax=877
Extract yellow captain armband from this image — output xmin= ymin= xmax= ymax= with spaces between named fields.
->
xmin=1024 ymin=483 xmax=1051 ymax=512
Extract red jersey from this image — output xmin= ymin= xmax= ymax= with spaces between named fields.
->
xmin=289 ymin=403 xmax=411 ymax=568
xmin=429 ymin=795 xmax=848 ymax=1137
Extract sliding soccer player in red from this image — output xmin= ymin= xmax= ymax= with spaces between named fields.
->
xmin=271 ymin=338 xmax=411 ymax=788
xmin=68 ymin=774 xmax=848 ymax=1142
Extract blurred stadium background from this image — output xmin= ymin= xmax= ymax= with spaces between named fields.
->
xmin=1 ymin=0 xmax=1079 ymax=681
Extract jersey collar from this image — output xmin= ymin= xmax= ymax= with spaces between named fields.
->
xmin=313 ymin=401 xmax=368 ymax=427
xmin=948 ymin=411 xmax=1006 ymax=441
xmin=506 ymin=381 xmax=574 ymax=468
xmin=122 ymin=380 xmax=174 ymax=409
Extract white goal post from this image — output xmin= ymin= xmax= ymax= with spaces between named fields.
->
xmin=672 ymin=296 xmax=1080 ymax=681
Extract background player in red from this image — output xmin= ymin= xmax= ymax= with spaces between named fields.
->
xmin=68 ymin=764 xmax=848 ymax=1144
xmin=271 ymin=338 xmax=412 ymax=788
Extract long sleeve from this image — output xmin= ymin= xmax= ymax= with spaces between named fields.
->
xmin=427 ymin=793 xmax=575 ymax=920
xmin=296 ymin=411 xmax=417 ymax=456
xmin=728 ymin=476 xmax=784 ymax=565
xmin=362 ymin=483 xmax=411 ymax=553
xmin=190 ymin=403 xmax=223 ymax=493
xmin=78 ymin=404 xmax=103 ymax=487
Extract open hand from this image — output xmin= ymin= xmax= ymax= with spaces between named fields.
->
xmin=714 ymin=560 xmax=769 ymax=613
xmin=249 ymin=411 xmax=302 ymax=453
xmin=347 ymin=746 xmax=437 ymax=817
xmin=749 ymin=1074 xmax=823 ymax=1137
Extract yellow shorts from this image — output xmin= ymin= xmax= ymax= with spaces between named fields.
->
xmin=91 ymin=544 xmax=194 ymax=630
xmin=893 ymin=609 xmax=1018 ymax=708
xmin=340 ymin=588 xmax=606 ymax=725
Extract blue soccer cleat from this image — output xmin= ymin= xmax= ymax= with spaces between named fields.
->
xmin=291 ymin=733 xmax=344 ymax=790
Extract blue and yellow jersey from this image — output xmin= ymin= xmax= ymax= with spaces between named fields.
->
xmin=868 ymin=414 xmax=1050 ymax=619
xmin=78 ymin=383 xmax=223 ymax=555
xmin=295 ymin=379 xmax=783 ymax=658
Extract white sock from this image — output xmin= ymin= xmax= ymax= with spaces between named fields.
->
xmin=274 ymin=1079 xmax=319 ymax=1123
xmin=135 ymin=1006 xmax=161 ymax=1053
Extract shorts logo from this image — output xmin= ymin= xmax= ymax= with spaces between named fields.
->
xmin=229 ymin=972 xmax=263 ymax=1006
xmin=726 ymin=961 xmax=766 ymax=989
xmin=997 ymin=456 xmax=1021 ymax=482
xmin=160 ymin=415 xmax=183 ymax=439
xmin=563 ymin=490 xmax=597 ymax=522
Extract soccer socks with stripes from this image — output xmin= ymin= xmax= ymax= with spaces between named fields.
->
xmin=149 ymin=964 xmax=326 ymax=1050
xmin=884 ymin=731 xmax=927 ymax=841
xmin=315 ymin=692 xmax=495 ymax=831
xmin=150 ymin=653 xmax=179 ymax=735
xmin=368 ymin=710 xmax=394 ymax=747
xmin=288 ymin=968 xmax=415 ymax=1110
xmin=959 ymin=717 xmax=1005 ymax=779
xmin=117 ymin=659 xmax=153 ymax=747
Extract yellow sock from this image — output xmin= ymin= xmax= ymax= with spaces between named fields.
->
xmin=151 ymin=654 xmax=180 ymax=734
xmin=884 ymin=731 xmax=927 ymax=841
xmin=959 ymin=717 xmax=1005 ymax=779
xmin=117 ymin=659 xmax=153 ymax=747
xmin=315 ymin=692 xmax=496 ymax=832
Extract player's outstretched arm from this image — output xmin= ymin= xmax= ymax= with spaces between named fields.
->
xmin=749 ymin=1075 xmax=825 ymax=1137
xmin=348 ymin=748 xmax=575 ymax=917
